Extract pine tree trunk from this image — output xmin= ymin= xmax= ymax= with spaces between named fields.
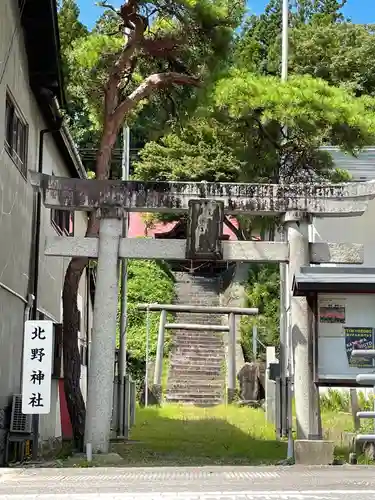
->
xmin=62 ymin=256 xmax=88 ymax=449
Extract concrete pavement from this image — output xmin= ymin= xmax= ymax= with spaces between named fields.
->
xmin=0 ymin=465 xmax=375 ymax=499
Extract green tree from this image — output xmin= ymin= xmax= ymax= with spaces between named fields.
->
xmin=60 ymin=0 xmax=244 ymax=447
xmin=234 ymin=0 xmax=347 ymax=75
xmin=290 ymin=21 xmax=375 ymax=96
xmin=58 ymin=0 xmax=88 ymax=71
xmin=121 ymin=260 xmax=175 ymax=386
xmin=134 ymin=116 xmax=242 ymax=182
xmin=93 ymin=8 xmax=122 ymax=35
xmin=213 ymin=71 xmax=375 ymax=181
xmin=134 ymin=71 xmax=375 ymax=234
xmin=240 ymin=264 xmax=280 ymax=361
xmin=57 ymin=0 xmax=93 ymax=157
xmin=136 ymin=72 xmax=375 ymax=186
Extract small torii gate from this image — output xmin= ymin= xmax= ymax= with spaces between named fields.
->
xmin=31 ymin=173 xmax=374 ymax=454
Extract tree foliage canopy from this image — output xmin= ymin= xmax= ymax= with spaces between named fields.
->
xmin=290 ymin=21 xmax=375 ymax=96
xmin=135 ymin=72 xmax=375 ymax=186
xmin=62 ymin=0 xmax=244 ymax=155
xmin=234 ymin=0 xmax=347 ymax=75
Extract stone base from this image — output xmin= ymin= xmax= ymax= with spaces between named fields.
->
xmin=227 ymin=388 xmax=236 ymax=403
xmin=64 ymin=452 xmax=124 ymax=467
xmin=151 ymin=384 xmax=162 ymax=404
xmin=139 ymin=385 xmax=161 ymax=407
xmin=294 ymin=440 xmax=335 ymax=465
xmin=237 ymin=399 xmax=264 ymax=409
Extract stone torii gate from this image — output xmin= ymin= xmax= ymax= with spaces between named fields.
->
xmin=31 ymin=173 xmax=373 ymax=454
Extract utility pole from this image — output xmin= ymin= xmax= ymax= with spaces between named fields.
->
xmin=117 ymin=24 xmax=131 ymax=439
xmin=279 ymin=0 xmax=289 ymax=440
xmin=281 ymin=0 xmax=289 ymax=82
xmin=117 ymin=124 xmax=130 ymax=437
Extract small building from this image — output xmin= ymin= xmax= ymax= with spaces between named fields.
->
xmin=0 ymin=0 xmax=92 ymax=461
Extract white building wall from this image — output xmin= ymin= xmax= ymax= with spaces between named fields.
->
xmin=0 ymin=0 xmax=91 ymax=456
xmin=314 ymin=148 xmax=375 ymax=397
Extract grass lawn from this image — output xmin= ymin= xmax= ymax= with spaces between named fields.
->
xmin=112 ymin=403 xmax=375 ymax=467
xmin=113 ymin=404 xmax=287 ymax=466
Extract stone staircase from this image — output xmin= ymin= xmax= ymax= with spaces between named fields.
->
xmin=166 ymin=273 xmax=226 ymax=406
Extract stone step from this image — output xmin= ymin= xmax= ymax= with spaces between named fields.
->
xmin=170 ymin=359 xmax=223 ymax=368
xmin=168 ymin=390 xmax=224 ymax=397
xmin=173 ymin=344 xmax=224 ymax=351
xmin=169 ymin=379 xmax=225 ymax=387
xmin=169 ymin=380 xmax=224 ymax=390
xmin=172 ymin=353 xmax=223 ymax=361
xmin=169 ymin=372 xmax=225 ymax=381
xmin=174 ymin=347 xmax=223 ymax=354
xmin=173 ymin=330 xmax=223 ymax=341
xmin=174 ymin=346 xmax=224 ymax=353
xmin=170 ymin=367 xmax=223 ymax=374
xmin=171 ymin=353 xmax=223 ymax=360
xmin=173 ymin=338 xmax=224 ymax=345
xmin=168 ymin=384 xmax=223 ymax=393
xmin=173 ymin=354 xmax=223 ymax=361
xmin=169 ymin=366 xmax=223 ymax=376
xmin=173 ymin=345 xmax=224 ymax=351
xmin=171 ymin=361 xmax=223 ymax=369
xmin=166 ymin=393 xmax=223 ymax=402
xmin=165 ymin=398 xmax=223 ymax=407
xmin=169 ymin=369 xmax=223 ymax=377
xmin=168 ymin=274 xmax=226 ymax=404
xmin=173 ymin=332 xmax=223 ymax=338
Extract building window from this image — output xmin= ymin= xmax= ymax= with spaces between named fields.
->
xmin=80 ymin=344 xmax=88 ymax=366
xmin=51 ymin=209 xmax=75 ymax=236
xmin=4 ymin=93 xmax=28 ymax=177
xmin=50 ymin=171 xmax=74 ymax=236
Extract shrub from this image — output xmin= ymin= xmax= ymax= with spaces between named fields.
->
xmin=241 ymin=263 xmax=280 ymax=361
xmin=117 ymin=259 xmax=175 ymax=385
xmin=320 ymin=388 xmax=374 ymax=413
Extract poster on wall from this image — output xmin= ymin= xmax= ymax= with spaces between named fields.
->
xmin=319 ymin=299 xmax=346 ymax=324
xmin=344 ymin=327 xmax=374 ymax=368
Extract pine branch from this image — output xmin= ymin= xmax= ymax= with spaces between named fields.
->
xmin=112 ymin=72 xmax=200 ymax=129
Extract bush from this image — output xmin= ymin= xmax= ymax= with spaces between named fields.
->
xmin=240 ymin=263 xmax=280 ymax=361
xmin=320 ymin=388 xmax=374 ymax=413
xmin=117 ymin=259 xmax=175 ymax=385
xmin=320 ymin=389 xmax=350 ymax=413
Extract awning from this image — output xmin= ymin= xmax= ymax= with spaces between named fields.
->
xmin=293 ymin=266 xmax=375 ymax=296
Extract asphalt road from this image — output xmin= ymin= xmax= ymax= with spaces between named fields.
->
xmin=1 ymin=465 xmax=375 ymax=499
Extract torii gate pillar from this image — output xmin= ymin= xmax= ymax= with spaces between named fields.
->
xmin=85 ymin=208 xmax=123 ymax=453
xmin=284 ymin=211 xmax=320 ymax=441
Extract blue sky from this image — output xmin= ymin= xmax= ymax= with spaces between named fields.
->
xmin=77 ymin=0 xmax=374 ymax=30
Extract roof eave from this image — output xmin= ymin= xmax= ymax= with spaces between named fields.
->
xmin=293 ymin=268 xmax=375 ymax=296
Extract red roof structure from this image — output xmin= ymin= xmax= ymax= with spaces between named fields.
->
xmin=127 ymin=213 xmax=241 ymax=240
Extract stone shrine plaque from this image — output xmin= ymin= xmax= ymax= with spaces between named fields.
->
xmin=185 ymin=199 xmax=224 ymax=260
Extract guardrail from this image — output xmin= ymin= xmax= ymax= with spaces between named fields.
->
xmin=349 ymin=349 xmax=375 ymax=464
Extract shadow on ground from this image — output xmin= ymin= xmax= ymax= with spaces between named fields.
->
xmin=112 ymin=406 xmax=287 ymax=467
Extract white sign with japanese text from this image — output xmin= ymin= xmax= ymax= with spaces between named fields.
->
xmin=22 ymin=320 xmax=54 ymax=414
